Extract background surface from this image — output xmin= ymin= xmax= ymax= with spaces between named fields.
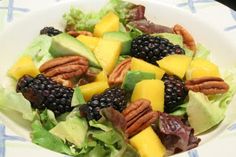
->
xmin=216 ymin=0 xmax=236 ymax=10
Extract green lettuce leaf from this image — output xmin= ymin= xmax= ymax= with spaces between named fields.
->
xmin=22 ymin=35 xmax=53 ymax=67
xmin=86 ymin=110 xmax=139 ymax=157
xmin=38 ymin=109 xmax=57 ymax=130
xmin=209 ymin=68 xmax=236 ymax=110
xmin=49 ymin=116 xmax=88 ymax=148
xmin=31 ymin=120 xmax=74 ymax=155
xmin=71 ymin=87 xmax=86 ymax=107
xmin=170 ymin=103 xmax=188 ymax=116
xmin=84 ymin=144 xmax=108 ymax=157
xmin=126 ymin=24 xmax=143 ymax=39
xmin=89 ymin=120 xmax=112 ymax=132
xmin=0 ymin=86 xmax=33 ymax=121
xmin=194 ymin=43 xmax=210 ymax=59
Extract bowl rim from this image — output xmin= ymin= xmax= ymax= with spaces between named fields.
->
xmin=0 ymin=0 xmax=236 ymax=157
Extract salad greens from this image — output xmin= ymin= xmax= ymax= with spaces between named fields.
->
xmin=22 ymin=35 xmax=53 ymax=67
xmin=194 ymin=43 xmax=211 ymax=59
xmin=64 ymin=0 xmax=132 ymax=32
xmin=71 ymin=87 xmax=86 ymax=107
xmin=50 ymin=116 xmax=88 ymax=148
xmin=0 ymin=86 xmax=34 ymax=121
xmin=31 ymin=107 xmax=139 ymax=157
xmin=1 ymin=0 xmax=236 ymax=156
xmin=38 ymin=109 xmax=58 ymax=130
xmin=31 ymin=120 xmax=75 ymax=155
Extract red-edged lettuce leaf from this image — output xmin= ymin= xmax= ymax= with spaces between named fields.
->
xmin=127 ymin=5 xmax=145 ymax=22
xmin=100 ymin=107 xmax=127 ymax=133
xmin=152 ymin=112 xmax=200 ymax=155
xmin=126 ymin=4 xmax=173 ymax=34
xmin=129 ymin=19 xmax=174 ymax=34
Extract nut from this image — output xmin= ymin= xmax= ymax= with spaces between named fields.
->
xmin=77 ymin=69 xmax=98 ymax=86
xmin=108 ymin=58 xmax=131 ymax=86
xmin=185 ymin=76 xmax=229 ymax=95
xmin=67 ymin=30 xmax=93 ymax=37
xmin=53 ymin=77 xmax=73 ymax=88
xmin=173 ymin=24 xmax=197 ymax=53
xmin=39 ymin=56 xmax=89 ymax=84
xmin=122 ymin=99 xmax=159 ymax=137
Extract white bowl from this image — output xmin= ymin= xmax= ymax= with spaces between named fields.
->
xmin=0 ymin=0 xmax=236 ymax=156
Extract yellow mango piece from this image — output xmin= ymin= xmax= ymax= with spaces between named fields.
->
xmin=157 ymin=54 xmax=192 ymax=79
xmin=80 ymin=81 xmax=109 ymax=101
xmin=130 ymin=127 xmax=166 ymax=157
xmin=76 ymin=35 xmax=100 ymax=51
xmin=94 ymin=39 xmax=122 ymax=74
xmin=131 ymin=80 xmax=164 ymax=112
xmin=95 ymin=71 xmax=108 ymax=82
xmin=130 ymin=57 xmax=165 ymax=80
xmin=186 ymin=58 xmax=220 ymax=80
xmin=94 ymin=12 xmax=119 ymax=37
xmin=8 ymin=55 xmax=39 ymax=80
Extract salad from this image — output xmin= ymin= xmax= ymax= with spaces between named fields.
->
xmin=1 ymin=0 xmax=236 ymax=156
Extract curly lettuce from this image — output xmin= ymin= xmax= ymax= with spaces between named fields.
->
xmin=64 ymin=0 xmax=133 ymax=32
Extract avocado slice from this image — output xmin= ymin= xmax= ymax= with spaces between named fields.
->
xmin=103 ymin=31 xmax=132 ymax=55
xmin=49 ymin=33 xmax=100 ymax=68
xmin=50 ymin=117 xmax=88 ymax=148
xmin=187 ymin=91 xmax=224 ymax=135
xmin=122 ymin=71 xmax=155 ymax=92
xmin=152 ymin=33 xmax=183 ymax=47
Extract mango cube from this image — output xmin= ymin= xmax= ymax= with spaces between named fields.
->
xmin=80 ymin=81 xmax=109 ymax=101
xmin=95 ymin=71 xmax=108 ymax=82
xmin=131 ymin=57 xmax=165 ymax=79
xmin=186 ymin=58 xmax=220 ymax=80
xmin=130 ymin=127 xmax=166 ymax=157
xmin=157 ymin=54 xmax=192 ymax=79
xmin=8 ymin=55 xmax=39 ymax=80
xmin=131 ymin=80 xmax=164 ymax=112
xmin=76 ymin=35 xmax=100 ymax=51
xmin=94 ymin=12 xmax=119 ymax=37
xmin=94 ymin=39 xmax=122 ymax=74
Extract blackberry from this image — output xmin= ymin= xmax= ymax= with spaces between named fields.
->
xmin=40 ymin=26 xmax=62 ymax=36
xmin=80 ymin=87 xmax=128 ymax=120
xmin=16 ymin=74 xmax=73 ymax=116
xmin=162 ymin=74 xmax=188 ymax=113
xmin=131 ymin=34 xmax=185 ymax=65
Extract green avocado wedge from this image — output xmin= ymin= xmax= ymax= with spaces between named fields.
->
xmin=122 ymin=71 xmax=155 ymax=92
xmin=49 ymin=33 xmax=101 ymax=68
xmin=187 ymin=91 xmax=225 ymax=135
xmin=103 ymin=31 xmax=132 ymax=55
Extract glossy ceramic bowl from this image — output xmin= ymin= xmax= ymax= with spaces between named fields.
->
xmin=0 ymin=0 xmax=236 ymax=156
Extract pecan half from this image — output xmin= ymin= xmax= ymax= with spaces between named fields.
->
xmin=39 ymin=56 xmax=89 ymax=85
xmin=173 ymin=24 xmax=197 ymax=53
xmin=122 ymin=99 xmax=159 ymax=138
xmin=185 ymin=76 xmax=229 ymax=95
xmin=77 ymin=69 xmax=98 ymax=86
xmin=67 ymin=30 xmax=93 ymax=37
xmin=108 ymin=58 xmax=131 ymax=86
